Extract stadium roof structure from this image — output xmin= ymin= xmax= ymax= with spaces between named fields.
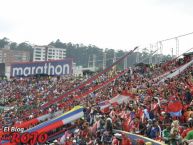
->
xmin=183 ymin=51 xmax=193 ymax=56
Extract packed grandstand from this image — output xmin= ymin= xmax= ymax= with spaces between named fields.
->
xmin=1 ymin=47 xmax=193 ymax=145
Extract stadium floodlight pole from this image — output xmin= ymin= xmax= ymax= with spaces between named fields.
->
xmin=88 ymin=55 xmax=90 ymax=68
xmin=176 ymin=37 xmax=179 ymax=57
xmin=149 ymin=44 xmax=153 ymax=64
xmin=159 ymin=41 xmax=163 ymax=63
xmin=41 ymin=46 xmax=138 ymax=109
xmin=171 ymin=48 xmax=174 ymax=58
xmin=93 ymin=54 xmax=96 ymax=71
xmin=103 ymin=52 xmax=106 ymax=70
xmin=138 ymin=49 xmax=158 ymax=64
xmin=113 ymin=51 xmax=116 ymax=63
xmin=136 ymin=52 xmax=139 ymax=64
xmin=124 ymin=50 xmax=128 ymax=69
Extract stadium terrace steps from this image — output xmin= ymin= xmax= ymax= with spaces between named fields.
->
xmin=14 ymin=47 xmax=137 ymax=122
xmin=41 ymin=47 xmax=138 ymax=109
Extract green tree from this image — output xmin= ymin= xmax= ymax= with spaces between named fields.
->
xmin=10 ymin=42 xmax=17 ymax=50
xmin=16 ymin=42 xmax=32 ymax=51
xmin=51 ymin=39 xmax=66 ymax=48
xmin=0 ymin=37 xmax=9 ymax=48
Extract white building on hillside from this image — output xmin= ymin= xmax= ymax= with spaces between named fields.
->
xmin=33 ymin=45 xmax=66 ymax=61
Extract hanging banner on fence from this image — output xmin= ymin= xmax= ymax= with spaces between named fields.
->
xmin=11 ymin=59 xmax=73 ymax=77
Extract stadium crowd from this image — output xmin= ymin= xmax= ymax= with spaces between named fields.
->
xmin=54 ymin=56 xmax=193 ymax=145
xmin=1 ymin=54 xmax=193 ymax=145
xmin=0 ymin=70 xmax=114 ymax=128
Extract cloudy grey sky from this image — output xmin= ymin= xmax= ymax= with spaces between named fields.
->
xmin=0 ymin=0 xmax=193 ymax=54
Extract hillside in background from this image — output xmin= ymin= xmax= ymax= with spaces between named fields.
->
xmin=0 ymin=37 xmax=172 ymax=70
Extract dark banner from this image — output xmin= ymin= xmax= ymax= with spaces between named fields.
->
xmin=11 ymin=59 xmax=73 ymax=77
xmin=0 ymin=63 xmax=5 ymax=76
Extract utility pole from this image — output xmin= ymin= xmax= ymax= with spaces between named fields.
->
xmin=113 ymin=51 xmax=116 ymax=63
xmin=103 ymin=52 xmax=106 ymax=70
xmin=124 ymin=50 xmax=127 ymax=69
xmin=136 ymin=51 xmax=139 ymax=64
xmin=158 ymin=41 xmax=163 ymax=63
xmin=155 ymin=42 xmax=159 ymax=64
xmin=93 ymin=54 xmax=96 ymax=71
xmin=88 ymin=56 xmax=90 ymax=68
xmin=149 ymin=44 xmax=153 ymax=64
xmin=176 ymin=37 xmax=179 ymax=57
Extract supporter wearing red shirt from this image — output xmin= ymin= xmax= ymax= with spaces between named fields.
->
xmin=181 ymin=120 xmax=193 ymax=138
xmin=136 ymin=106 xmax=143 ymax=122
xmin=122 ymin=116 xmax=130 ymax=132
xmin=121 ymin=134 xmax=132 ymax=145
xmin=182 ymin=101 xmax=190 ymax=111
xmin=80 ymin=123 xmax=90 ymax=138
xmin=112 ymin=136 xmax=119 ymax=145
xmin=136 ymin=139 xmax=145 ymax=145
xmin=129 ymin=117 xmax=140 ymax=133
xmin=184 ymin=108 xmax=193 ymax=122
xmin=147 ymin=88 xmax=153 ymax=96
xmin=150 ymin=99 xmax=159 ymax=113
xmin=181 ymin=128 xmax=193 ymax=138
xmin=64 ymin=139 xmax=73 ymax=145
xmin=160 ymin=102 xmax=168 ymax=113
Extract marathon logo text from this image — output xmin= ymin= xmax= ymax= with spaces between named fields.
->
xmin=11 ymin=60 xmax=72 ymax=77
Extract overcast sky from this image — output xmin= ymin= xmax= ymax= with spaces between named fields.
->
xmin=1 ymin=0 xmax=193 ymax=55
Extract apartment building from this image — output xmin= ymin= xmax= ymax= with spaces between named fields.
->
xmin=33 ymin=45 xmax=66 ymax=61
xmin=0 ymin=49 xmax=30 ymax=65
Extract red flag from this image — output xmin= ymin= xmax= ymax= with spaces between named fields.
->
xmin=167 ymin=101 xmax=182 ymax=112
